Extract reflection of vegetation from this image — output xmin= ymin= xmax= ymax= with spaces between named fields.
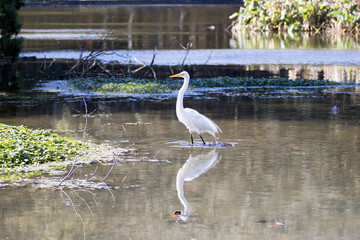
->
xmin=0 ymin=124 xmax=84 ymax=169
xmin=68 ymin=77 xmax=354 ymax=94
xmin=0 ymin=0 xmax=24 ymax=62
xmin=230 ymin=0 xmax=360 ymax=33
xmin=230 ymin=30 xmax=360 ymax=50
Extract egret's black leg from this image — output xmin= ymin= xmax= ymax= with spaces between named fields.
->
xmin=190 ymin=133 xmax=194 ymax=145
xmin=199 ymin=135 xmax=206 ymax=145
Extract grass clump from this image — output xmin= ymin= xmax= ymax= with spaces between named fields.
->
xmin=230 ymin=0 xmax=360 ymax=33
xmin=0 ymin=123 xmax=85 ymax=169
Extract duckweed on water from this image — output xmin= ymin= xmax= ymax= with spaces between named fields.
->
xmin=68 ymin=77 xmax=353 ymax=94
xmin=0 ymin=124 xmax=85 ymax=169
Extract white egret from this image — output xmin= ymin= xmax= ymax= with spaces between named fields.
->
xmin=169 ymin=71 xmax=222 ymax=145
xmin=170 ymin=149 xmax=221 ymax=221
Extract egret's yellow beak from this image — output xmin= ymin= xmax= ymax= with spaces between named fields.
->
xmin=170 ymin=212 xmax=181 ymax=219
xmin=169 ymin=73 xmax=182 ymax=78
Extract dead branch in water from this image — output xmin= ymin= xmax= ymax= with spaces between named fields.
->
xmin=131 ymin=46 xmax=158 ymax=79
xmin=102 ymin=153 xmax=119 ymax=181
xmin=66 ymin=30 xmax=125 ymax=78
xmin=180 ymin=42 xmax=192 ymax=67
xmin=60 ymin=188 xmax=87 ymax=240
xmin=59 ymin=98 xmax=91 ymax=186
xmin=120 ymin=124 xmax=138 ymax=184
xmin=39 ymin=57 xmax=56 ymax=78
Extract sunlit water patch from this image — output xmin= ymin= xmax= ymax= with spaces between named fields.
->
xmin=21 ymin=49 xmax=360 ymax=66
xmin=20 ymin=29 xmax=111 ymax=40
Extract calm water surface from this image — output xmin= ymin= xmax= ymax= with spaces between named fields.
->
xmin=19 ymin=6 xmax=360 ymax=51
xmin=0 ymin=88 xmax=360 ymax=239
xmin=19 ymin=6 xmax=237 ymax=51
xmin=15 ymin=6 xmax=360 ymax=85
xmin=0 ymin=4 xmax=359 ymax=240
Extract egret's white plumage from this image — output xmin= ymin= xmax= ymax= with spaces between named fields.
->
xmin=170 ymin=71 xmax=222 ymax=145
xmin=171 ymin=149 xmax=221 ymax=221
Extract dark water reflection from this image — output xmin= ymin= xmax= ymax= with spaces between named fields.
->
xmin=230 ymin=30 xmax=360 ymax=50
xmin=1 ymin=60 xmax=360 ymax=94
xmin=19 ymin=5 xmax=360 ymax=52
xmin=20 ymin=6 xmax=237 ymax=52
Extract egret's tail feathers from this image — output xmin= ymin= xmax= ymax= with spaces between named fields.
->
xmin=202 ymin=114 xmax=222 ymax=134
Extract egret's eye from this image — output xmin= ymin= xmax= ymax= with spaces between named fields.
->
xmin=174 ymin=210 xmax=181 ymax=215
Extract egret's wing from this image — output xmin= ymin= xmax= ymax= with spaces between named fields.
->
xmin=201 ymin=113 xmax=222 ymax=133
xmin=184 ymin=108 xmax=222 ymax=133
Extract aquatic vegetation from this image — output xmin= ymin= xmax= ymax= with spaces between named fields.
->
xmin=0 ymin=123 xmax=84 ymax=169
xmin=230 ymin=0 xmax=360 ymax=33
xmin=67 ymin=76 xmax=353 ymax=95
xmin=68 ymin=77 xmax=178 ymax=94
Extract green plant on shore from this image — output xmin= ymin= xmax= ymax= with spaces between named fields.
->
xmin=230 ymin=0 xmax=360 ymax=33
xmin=0 ymin=124 xmax=85 ymax=169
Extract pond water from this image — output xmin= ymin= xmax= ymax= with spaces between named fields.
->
xmin=14 ymin=5 xmax=360 ymax=85
xmin=1 ymin=87 xmax=360 ymax=239
xmin=19 ymin=5 xmax=238 ymax=51
xmin=0 ymin=4 xmax=360 ymax=240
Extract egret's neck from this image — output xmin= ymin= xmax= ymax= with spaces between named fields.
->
xmin=176 ymin=77 xmax=189 ymax=114
xmin=176 ymin=171 xmax=190 ymax=216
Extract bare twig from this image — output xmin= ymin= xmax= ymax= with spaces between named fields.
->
xmin=102 ymin=153 xmax=118 ymax=181
xmin=121 ymin=124 xmax=138 ymax=155
xmin=74 ymin=191 xmax=95 ymax=218
xmin=204 ymin=50 xmax=213 ymax=77
xmin=132 ymin=57 xmax=147 ymax=73
xmin=131 ymin=46 xmax=158 ymax=79
xmin=121 ymin=162 xmax=136 ymax=184
xmin=39 ymin=56 xmax=56 ymax=77
xmin=181 ymin=42 xmax=192 ymax=67
xmin=143 ymin=47 xmax=157 ymax=79
xmin=152 ymin=149 xmax=162 ymax=168
xmin=90 ymin=163 xmax=100 ymax=176
xmin=120 ymin=124 xmax=138 ymax=184
xmin=101 ymin=180 xmax=116 ymax=208
xmin=204 ymin=50 xmax=213 ymax=66
xmin=96 ymin=62 xmax=115 ymax=78
xmin=59 ymin=98 xmax=89 ymax=186
xmin=60 ymin=188 xmax=86 ymax=240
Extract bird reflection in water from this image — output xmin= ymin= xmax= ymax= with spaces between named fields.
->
xmin=170 ymin=148 xmax=221 ymax=222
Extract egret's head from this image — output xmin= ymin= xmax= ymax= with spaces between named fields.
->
xmin=170 ymin=210 xmax=190 ymax=221
xmin=169 ymin=71 xmax=189 ymax=79
xmin=170 ymin=210 xmax=182 ymax=219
